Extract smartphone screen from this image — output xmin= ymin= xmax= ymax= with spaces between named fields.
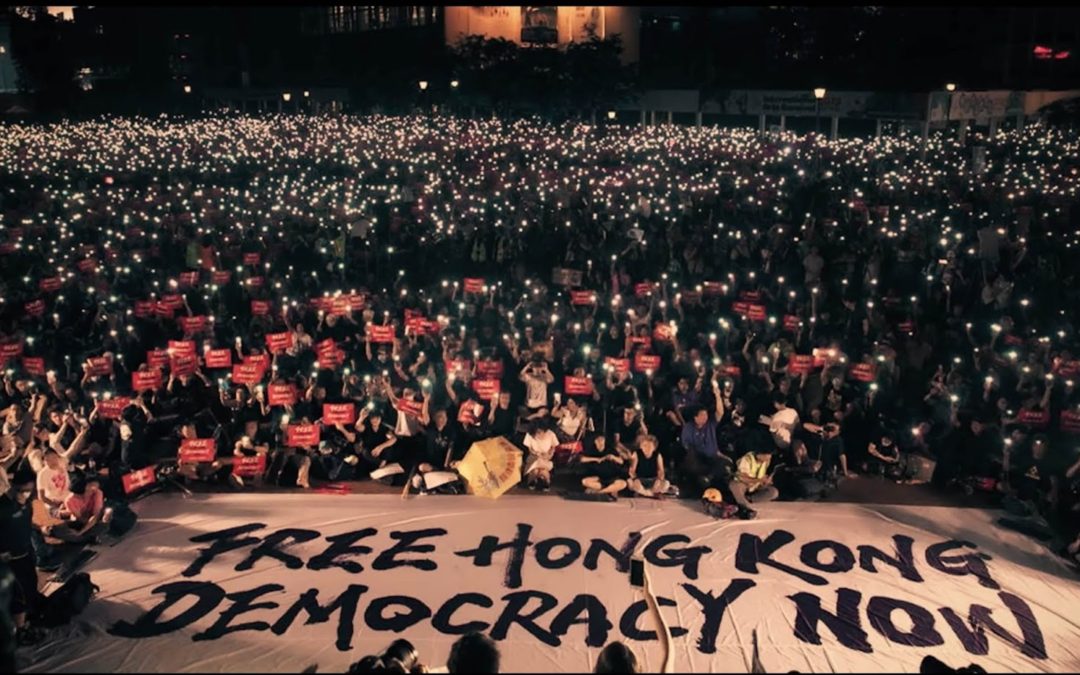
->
xmin=629 ymin=557 xmax=645 ymax=588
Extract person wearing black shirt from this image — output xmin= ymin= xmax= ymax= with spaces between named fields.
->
xmin=580 ymin=434 xmax=628 ymax=499
xmin=0 ymin=470 xmax=45 ymax=644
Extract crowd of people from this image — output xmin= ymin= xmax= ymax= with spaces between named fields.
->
xmin=2 ymin=112 xmax=1080 ymax=646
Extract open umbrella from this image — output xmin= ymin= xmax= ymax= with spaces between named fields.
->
xmin=457 ymin=436 xmax=523 ymax=499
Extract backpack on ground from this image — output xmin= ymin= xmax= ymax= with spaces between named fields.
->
xmin=39 ymin=572 xmax=99 ymax=627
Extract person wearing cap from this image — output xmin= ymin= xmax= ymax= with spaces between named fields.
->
xmin=729 ymin=446 xmax=779 ymax=519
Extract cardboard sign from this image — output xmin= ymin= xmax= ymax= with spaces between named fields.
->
xmin=268 ymin=383 xmax=298 ymax=406
xmin=170 ymin=355 xmax=197 ymax=377
xmin=204 ymin=348 xmax=233 ymax=369
xmin=132 ymin=370 xmax=163 ymax=392
xmin=39 ymin=277 xmax=63 ymax=293
xmin=848 ymin=363 xmax=877 ymax=383
xmin=604 ymin=357 xmax=630 ymax=375
xmin=21 ymin=356 xmax=45 ymax=376
xmin=564 ymin=376 xmax=594 ymax=396
xmin=146 ymin=349 xmax=170 ymax=368
xmin=179 ymin=438 xmax=217 ymax=463
xmin=168 ymin=340 xmax=196 ymax=359
xmin=395 ymin=398 xmax=424 ymax=419
xmin=783 ymin=315 xmax=802 ymax=332
xmin=471 ymin=379 xmax=501 ymax=401
xmin=571 ymin=291 xmax=597 ymax=306
xmin=88 ymin=356 xmax=113 ymax=377
xmin=1018 ymin=409 xmax=1050 ymax=428
xmin=634 ymin=353 xmax=661 ymax=373
xmin=286 ymin=424 xmax=320 ymax=448
xmin=24 ymin=299 xmax=45 ymax=317
xmin=463 ymin=277 xmax=485 ymax=294
xmin=1060 ymin=410 xmax=1080 ymax=434
xmin=232 ymin=453 xmax=267 ymax=478
xmin=121 ymin=466 xmax=157 ymax=494
xmin=747 ymin=304 xmax=767 ymax=322
xmin=179 ymin=315 xmax=209 ymax=336
xmin=265 ymin=332 xmax=294 ymax=355
xmin=97 ymin=397 xmax=131 ymax=420
xmin=231 ymin=363 xmax=266 ymax=385
xmin=369 ymin=325 xmax=395 ymax=344
xmin=323 ymin=403 xmax=356 ymax=426
xmin=476 ymin=359 xmax=504 ymax=380
xmin=457 ymin=401 xmax=484 ymax=425
xmin=251 ymin=300 xmax=271 ymax=316
xmin=134 ymin=300 xmax=155 ymax=318
xmin=787 ymin=355 xmax=815 ymax=376
xmin=242 ymin=252 xmax=261 ymax=265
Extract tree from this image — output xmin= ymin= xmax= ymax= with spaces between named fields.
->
xmin=7 ymin=7 xmax=80 ymax=113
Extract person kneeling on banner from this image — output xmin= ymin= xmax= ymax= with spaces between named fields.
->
xmin=729 ymin=446 xmax=779 ymax=519
xmin=46 ymin=474 xmax=112 ymax=544
xmin=628 ymin=434 xmax=678 ymax=499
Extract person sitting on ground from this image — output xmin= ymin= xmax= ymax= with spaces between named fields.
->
xmin=594 ymin=641 xmax=639 ymax=673
xmin=865 ymin=430 xmax=905 ymax=481
xmin=729 ymin=446 xmax=779 ymax=518
xmin=447 ymin=631 xmax=500 ymax=674
xmin=579 ymin=433 xmax=628 ymax=500
xmin=775 ymin=438 xmax=826 ymax=500
xmin=758 ymin=391 xmax=801 ymax=450
xmin=522 ymin=418 xmax=559 ymax=491
xmin=628 ymin=434 xmax=677 ymax=499
xmin=49 ymin=474 xmax=111 ymax=544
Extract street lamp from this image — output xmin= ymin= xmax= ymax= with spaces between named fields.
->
xmin=607 ymin=110 xmax=617 ymax=120
xmin=418 ymin=81 xmax=429 ymax=91
xmin=813 ymin=87 xmax=826 ymax=135
xmin=183 ymin=84 xmax=192 ymax=94
xmin=450 ymin=80 xmax=459 ymax=90
xmin=945 ymin=82 xmax=957 ymax=92
xmin=303 ymin=90 xmax=310 ymax=98
xmin=282 ymin=92 xmax=292 ymax=102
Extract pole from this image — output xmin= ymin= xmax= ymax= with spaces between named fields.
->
xmin=758 ymin=113 xmax=766 ymax=136
xmin=830 ymin=115 xmax=839 ymax=141
xmin=875 ymin=119 xmax=882 ymax=139
xmin=779 ymin=115 xmax=786 ymax=133
xmin=815 ymin=100 xmax=820 ymax=135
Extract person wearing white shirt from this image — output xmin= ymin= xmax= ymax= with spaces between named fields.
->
xmin=758 ymin=394 xmax=800 ymax=450
xmin=519 ymin=357 xmax=554 ymax=412
xmin=523 ymin=420 xmax=559 ymax=491
xmin=36 ymin=449 xmax=71 ymax=512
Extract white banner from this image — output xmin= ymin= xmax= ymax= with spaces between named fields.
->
xmin=20 ymin=495 xmax=1080 ymax=673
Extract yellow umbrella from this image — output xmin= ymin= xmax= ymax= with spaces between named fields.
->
xmin=457 ymin=436 xmax=523 ymax=499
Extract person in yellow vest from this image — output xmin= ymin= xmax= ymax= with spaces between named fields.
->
xmin=729 ymin=447 xmax=779 ymax=519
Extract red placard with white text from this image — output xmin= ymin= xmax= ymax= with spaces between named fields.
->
xmin=564 ymin=376 xmax=594 ymax=396
xmin=204 ymin=349 xmax=233 ymax=369
xmin=369 ymin=325 xmax=395 ymax=344
xmin=179 ymin=438 xmax=216 ymax=463
xmin=633 ymin=353 xmax=661 ymax=373
xmin=323 ymin=403 xmax=356 ymax=425
xmin=132 ymin=370 xmax=162 ymax=392
xmin=604 ymin=357 xmax=630 ymax=374
xmin=147 ymin=349 xmax=170 ymax=368
xmin=88 ymin=356 xmax=113 ymax=377
xmin=268 ymin=383 xmax=297 ymax=407
xmin=168 ymin=340 xmax=196 ymax=359
xmin=21 ymin=357 xmax=45 ymax=376
xmin=232 ymin=454 xmax=267 ymax=477
xmin=266 ymin=332 xmax=293 ymax=355
xmin=170 ymin=355 xmax=197 ymax=377
xmin=122 ymin=466 xmax=157 ymax=494
xmin=463 ymin=278 xmax=485 ymax=294
xmin=286 ymin=424 xmax=320 ymax=448
xmin=471 ymin=379 xmax=500 ymax=401
xmin=231 ymin=363 xmax=266 ymax=385
xmin=571 ymin=291 xmax=597 ymax=306
xmin=97 ymin=397 xmax=131 ymax=420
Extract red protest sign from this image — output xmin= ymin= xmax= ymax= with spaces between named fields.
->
xmin=347 ymin=293 xmax=366 ymax=311
xmin=405 ymin=316 xmax=429 ymax=335
xmin=629 ymin=336 xmax=653 ymax=351
xmin=604 ymin=357 xmax=630 ymax=374
xmin=1018 ymin=409 xmax=1050 ymax=428
xmin=783 ymin=315 xmax=802 ymax=332
xmin=471 ymin=379 xmax=501 ymax=401
xmin=787 ymin=355 xmax=814 ymax=376
xmin=463 ymin=277 xmax=485 ymax=294
xmin=179 ymin=438 xmax=216 ymax=463
xmin=122 ymin=466 xmax=157 ymax=494
xmin=1060 ymin=410 xmax=1080 ymax=434
xmin=88 ymin=356 xmax=113 ymax=377
xmin=739 ymin=290 xmax=762 ymax=303
xmin=653 ymin=323 xmax=675 ymax=343
xmin=38 ymin=277 xmax=63 ymax=293
xmin=212 ymin=270 xmax=232 ymax=285
xmin=178 ymin=271 xmax=199 ymax=288
xmin=246 ymin=276 xmax=264 ymax=288
xmin=747 ymin=304 xmax=767 ymax=322
xmin=161 ymin=294 xmax=184 ymax=310
xmin=231 ymin=364 xmax=266 ymax=385
xmin=446 ymin=359 xmax=472 ymax=376
xmin=251 ymin=300 xmax=271 ymax=316
xmin=146 ymin=349 xmax=170 ymax=368
xmin=232 ymin=453 xmax=267 ymax=478
xmin=0 ymin=341 xmax=24 ymax=359
xmin=315 ymin=338 xmax=337 ymax=357
xmin=404 ymin=308 xmax=424 ymax=322
xmin=732 ymin=302 xmax=750 ymax=317
xmin=634 ymin=282 xmax=656 ymax=297
xmin=571 ymin=291 xmax=597 ymax=306
xmin=286 ymin=424 xmax=321 ymax=448
xmin=134 ymin=300 xmax=155 ymax=318
xmin=564 ymin=376 xmax=594 ymax=396
xmin=476 ymin=359 xmax=504 ymax=379
xmin=97 ymin=397 xmax=131 ymax=420
xmin=170 ymin=355 xmax=197 ymax=377
xmin=634 ymin=353 xmax=661 ymax=373
xmin=132 ymin=370 xmax=163 ymax=392
xmin=323 ymin=403 xmax=356 ymax=425
xmin=897 ymin=321 xmax=915 ymax=335
xmin=154 ymin=301 xmax=176 ymax=319
xmin=265 ymin=332 xmax=294 ymax=355
xmin=1056 ymin=360 xmax=1080 ymax=378
xmin=77 ymin=258 xmax=99 ymax=274
xmin=724 ymin=365 xmax=742 ymax=379
xmin=318 ymin=349 xmax=345 ymax=370
xmin=24 ymin=299 xmax=45 ymax=317
xmin=268 ymin=383 xmax=297 ymax=406
xmin=242 ymin=252 xmax=261 ymax=265
xmin=369 ymin=325 xmax=395 ymax=344
xmin=168 ymin=340 xmax=196 ymax=359
xmin=703 ymin=281 xmax=725 ymax=296
xmin=204 ymin=348 xmax=233 ymax=369
xmin=457 ymin=401 xmax=484 ymax=425
xmin=21 ymin=357 xmax=45 ymax=376
xmin=244 ymin=353 xmax=271 ymax=370
xmin=179 ymin=315 xmax=209 ymax=336
xmin=395 ymin=397 xmax=424 ymax=418
xmin=848 ymin=363 xmax=877 ymax=383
